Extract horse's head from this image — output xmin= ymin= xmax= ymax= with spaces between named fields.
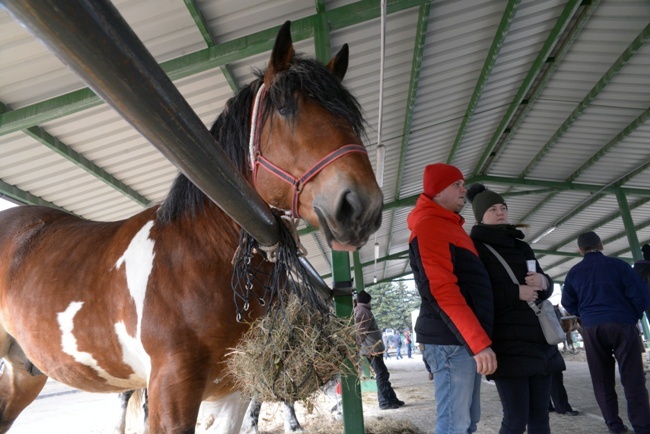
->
xmin=249 ymin=21 xmax=383 ymax=251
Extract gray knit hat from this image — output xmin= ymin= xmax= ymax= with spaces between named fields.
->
xmin=466 ymin=183 xmax=507 ymax=223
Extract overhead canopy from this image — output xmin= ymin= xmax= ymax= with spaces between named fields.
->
xmin=1 ymin=0 xmax=649 ymax=287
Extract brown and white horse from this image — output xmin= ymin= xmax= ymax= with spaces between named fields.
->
xmin=0 ymin=21 xmax=382 ymax=433
xmin=554 ymin=305 xmax=583 ymax=353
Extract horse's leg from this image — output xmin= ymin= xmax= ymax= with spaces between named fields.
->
xmin=143 ymin=388 xmax=149 ymax=434
xmin=239 ymin=395 xmax=262 ymax=434
xmin=322 ymin=379 xmax=343 ymax=421
xmin=147 ymin=371 xmax=203 ymax=434
xmin=113 ymin=388 xmax=149 ymax=434
xmin=567 ymin=327 xmax=575 ymax=353
xmin=281 ymin=401 xmax=303 ymax=433
xmin=197 ymin=393 xmax=250 ymax=433
xmin=114 ymin=390 xmax=135 ymax=434
xmin=0 ymin=337 xmax=47 ymax=433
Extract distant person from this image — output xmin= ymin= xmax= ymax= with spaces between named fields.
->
xmin=404 ymin=329 xmax=413 ymax=358
xmin=633 ymin=243 xmax=650 ymax=319
xmin=354 ymin=290 xmax=404 ymax=410
xmin=467 ymin=183 xmax=565 ymax=433
xmin=408 ymin=163 xmax=496 ymax=433
xmin=382 ymin=330 xmax=392 ymax=359
xmin=395 ymin=332 xmax=403 ymax=359
xmin=549 ymin=371 xmax=579 ymax=416
xmin=549 ymin=307 xmax=579 ymax=416
xmin=418 ymin=343 xmax=434 ymax=381
xmin=562 ymin=232 xmax=650 ymax=434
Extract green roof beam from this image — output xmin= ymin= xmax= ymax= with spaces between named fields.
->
xmin=517 ymin=107 xmax=650 ymax=223
xmin=615 ymin=188 xmax=641 ymax=261
xmin=486 ymin=0 xmax=600 ymax=178
xmin=0 ymin=0 xmax=429 ymax=136
xmin=0 ymin=102 xmax=150 ymax=207
xmin=519 ymin=21 xmax=650 ymax=179
xmin=313 ymin=0 xmax=331 ymax=63
xmin=183 ymin=0 xmax=213 ymax=46
xmin=0 ymin=88 xmax=103 ymax=137
xmin=182 ymin=0 xmax=239 ymax=93
xmin=446 ymin=0 xmax=520 ymax=164
xmin=321 ymin=249 xmax=410 ymax=280
xmin=394 ymin=2 xmax=431 ymax=198
xmin=24 ymin=127 xmax=150 ymax=206
xmin=472 ymin=0 xmax=582 ymax=176
xmin=470 ymin=175 xmax=650 ymax=197
xmin=0 ymin=179 xmax=71 ymax=212
xmin=501 ymin=187 xmax=559 ymax=197
xmin=567 ymin=107 xmax=650 ymax=183
xmin=537 ymin=196 xmax=650 ymax=261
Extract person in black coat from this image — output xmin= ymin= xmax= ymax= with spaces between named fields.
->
xmin=633 ymin=244 xmax=650 ymax=319
xmin=467 ymin=184 xmax=566 ymax=434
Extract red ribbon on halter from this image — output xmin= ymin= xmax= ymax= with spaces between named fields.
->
xmin=249 ymin=83 xmax=368 ymax=219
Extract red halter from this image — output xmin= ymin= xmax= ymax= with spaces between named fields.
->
xmin=248 ymin=83 xmax=368 ymax=219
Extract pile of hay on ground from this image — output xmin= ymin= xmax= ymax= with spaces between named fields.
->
xmin=364 ymin=419 xmax=425 ymax=434
xmin=226 ymin=295 xmax=358 ymax=403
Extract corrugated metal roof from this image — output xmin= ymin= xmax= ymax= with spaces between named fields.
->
xmin=1 ymin=0 xmax=649 ymax=291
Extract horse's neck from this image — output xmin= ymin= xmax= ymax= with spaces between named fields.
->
xmin=156 ymin=182 xmax=242 ymax=259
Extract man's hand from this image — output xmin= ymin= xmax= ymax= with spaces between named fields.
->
xmin=473 ymin=347 xmax=497 ymax=375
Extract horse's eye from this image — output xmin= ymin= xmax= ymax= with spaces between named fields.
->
xmin=277 ymin=105 xmax=293 ymax=117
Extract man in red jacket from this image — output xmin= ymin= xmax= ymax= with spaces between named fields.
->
xmin=408 ymin=163 xmax=496 ymax=434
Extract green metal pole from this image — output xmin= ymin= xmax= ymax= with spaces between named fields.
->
xmin=615 ymin=188 xmax=650 ymax=345
xmin=616 ymin=188 xmax=641 ymax=261
xmin=332 ymin=250 xmax=364 ymax=434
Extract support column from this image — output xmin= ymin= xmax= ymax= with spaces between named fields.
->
xmin=615 ymin=188 xmax=650 ymax=345
xmin=332 ymin=250 xmax=364 ymax=434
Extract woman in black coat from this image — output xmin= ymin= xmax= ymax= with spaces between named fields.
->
xmin=467 ymin=184 xmax=565 ymax=434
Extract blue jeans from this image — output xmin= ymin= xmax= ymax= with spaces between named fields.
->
xmin=424 ymin=344 xmax=481 ymax=434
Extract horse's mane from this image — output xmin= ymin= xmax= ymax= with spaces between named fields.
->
xmin=157 ymin=54 xmax=365 ymax=224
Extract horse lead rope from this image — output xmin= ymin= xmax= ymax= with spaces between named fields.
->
xmin=248 ymin=82 xmax=369 ymax=219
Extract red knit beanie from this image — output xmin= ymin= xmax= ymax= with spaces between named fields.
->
xmin=423 ymin=163 xmax=464 ymax=198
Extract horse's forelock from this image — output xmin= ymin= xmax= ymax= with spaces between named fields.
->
xmin=267 ymin=57 xmax=366 ymax=139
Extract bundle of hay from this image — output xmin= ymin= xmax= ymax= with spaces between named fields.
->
xmin=226 ymin=294 xmax=358 ymax=403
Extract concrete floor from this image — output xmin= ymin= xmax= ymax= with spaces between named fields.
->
xmin=8 ymin=348 xmax=647 ymax=433
xmin=369 ymin=350 xmax=647 ymax=434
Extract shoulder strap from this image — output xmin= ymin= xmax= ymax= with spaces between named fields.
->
xmin=483 ymin=243 xmax=518 ymax=285
xmin=483 ymin=243 xmax=541 ymax=314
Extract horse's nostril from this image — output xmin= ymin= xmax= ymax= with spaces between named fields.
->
xmin=336 ymin=190 xmax=362 ymax=222
xmin=372 ymin=209 xmax=383 ymax=231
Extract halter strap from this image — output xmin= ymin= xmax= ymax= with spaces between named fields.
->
xmin=248 ymin=83 xmax=368 ymax=219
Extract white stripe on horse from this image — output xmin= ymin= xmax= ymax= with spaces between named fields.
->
xmin=114 ymin=220 xmax=155 ymax=382
xmin=58 ymin=301 xmax=137 ymax=388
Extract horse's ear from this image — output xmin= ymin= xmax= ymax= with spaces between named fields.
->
xmin=265 ymin=21 xmax=294 ymax=84
xmin=326 ymin=44 xmax=349 ymax=82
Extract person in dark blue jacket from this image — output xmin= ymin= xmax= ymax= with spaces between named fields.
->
xmin=562 ymin=231 xmax=650 ymax=434
xmin=633 ymin=244 xmax=650 ymax=319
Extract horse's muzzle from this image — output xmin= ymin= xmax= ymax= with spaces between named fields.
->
xmin=314 ymin=188 xmax=383 ymax=251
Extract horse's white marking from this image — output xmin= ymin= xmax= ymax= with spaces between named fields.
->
xmin=58 ymin=301 xmax=138 ymax=388
xmin=197 ymin=393 xmax=250 ymax=433
xmin=114 ymin=322 xmax=149 ymax=381
xmin=114 ymin=220 xmax=155 ymax=383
